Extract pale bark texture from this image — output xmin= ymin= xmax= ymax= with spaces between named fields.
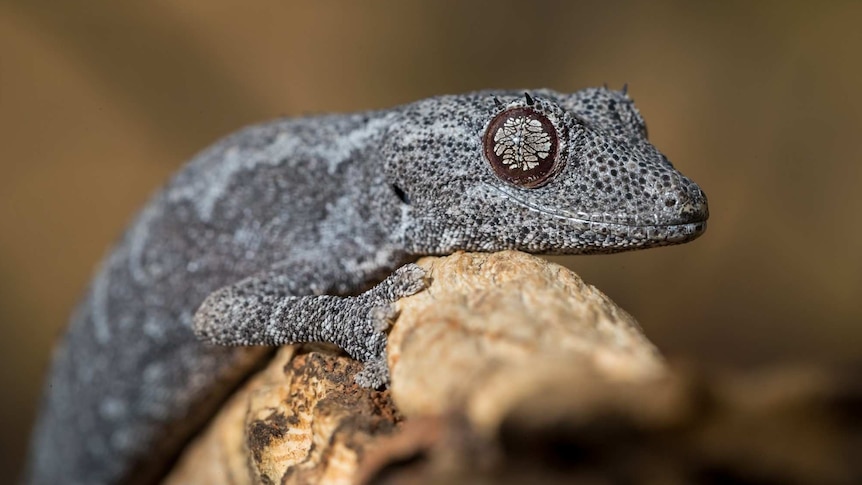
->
xmin=164 ymin=252 xmax=860 ymax=484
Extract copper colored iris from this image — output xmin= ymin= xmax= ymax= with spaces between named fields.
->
xmin=483 ymin=107 xmax=559 ymax=188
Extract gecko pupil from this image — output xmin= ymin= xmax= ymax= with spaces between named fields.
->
xmin=483 ymin=107 xmax=559 ymax=188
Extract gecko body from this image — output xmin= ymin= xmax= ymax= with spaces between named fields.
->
xmin=26 ymin=88 xmax=707 ymax=484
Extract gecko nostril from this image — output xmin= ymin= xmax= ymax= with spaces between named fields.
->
xmin=664 ymin=197 xmax=677 ymax=208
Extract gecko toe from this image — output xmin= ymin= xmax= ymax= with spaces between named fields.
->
xmin=354 ymin=356 xmax=390 ymax=389
xmin=390 ymin=263 xmax=428 ymax=298
xmin=370 ymin=304 xmax=398 ymax=332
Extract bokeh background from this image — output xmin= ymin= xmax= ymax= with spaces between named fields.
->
xmin=2 ymin=1 xmax=860 ymax=480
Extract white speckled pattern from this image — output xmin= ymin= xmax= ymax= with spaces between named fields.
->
xmin=26 ymin=88 xmax=708 ymax=485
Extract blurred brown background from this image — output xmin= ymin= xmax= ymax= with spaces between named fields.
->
xmin=1 ymin=0 xmax=860 ymax=480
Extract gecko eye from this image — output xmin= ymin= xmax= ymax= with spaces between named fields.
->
xmin=483 ymin=107 xmax=560 ymax=188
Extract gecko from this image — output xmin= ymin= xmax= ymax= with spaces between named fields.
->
xmin=25 ymin=87 xmax=708 ymax=485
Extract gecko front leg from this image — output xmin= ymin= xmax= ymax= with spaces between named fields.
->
xmin=193 ymin=263 xmax=427 ymax=388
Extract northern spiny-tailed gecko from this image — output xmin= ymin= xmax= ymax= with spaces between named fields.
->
xmin=26 ymin=88 xmax=708 ymax=484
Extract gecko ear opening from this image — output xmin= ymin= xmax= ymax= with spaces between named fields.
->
xmin=391 ymin=184 xmax=411 ymax=205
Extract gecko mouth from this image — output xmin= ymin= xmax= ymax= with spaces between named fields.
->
xmin=487 ymin=183 xmax=708 ymax=244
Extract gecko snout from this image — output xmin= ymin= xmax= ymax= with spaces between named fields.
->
xmin=663 ymin=182 xmax=709 ymax=224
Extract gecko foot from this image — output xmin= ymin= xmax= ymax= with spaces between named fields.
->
xmin=350 ymin=264 xmax=427 ymax=387
xmin=363 ymin=263 xmax=427 ymax=333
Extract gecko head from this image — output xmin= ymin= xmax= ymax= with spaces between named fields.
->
xmin=383 ymin=87 xmax=708 ymax=254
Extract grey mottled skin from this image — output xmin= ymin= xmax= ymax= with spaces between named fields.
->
xmin=26 ymin=88 xmax=708 ymax=484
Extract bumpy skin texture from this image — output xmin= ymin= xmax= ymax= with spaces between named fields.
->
xmin=26 ymin=88 xmax=708 ymax=485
